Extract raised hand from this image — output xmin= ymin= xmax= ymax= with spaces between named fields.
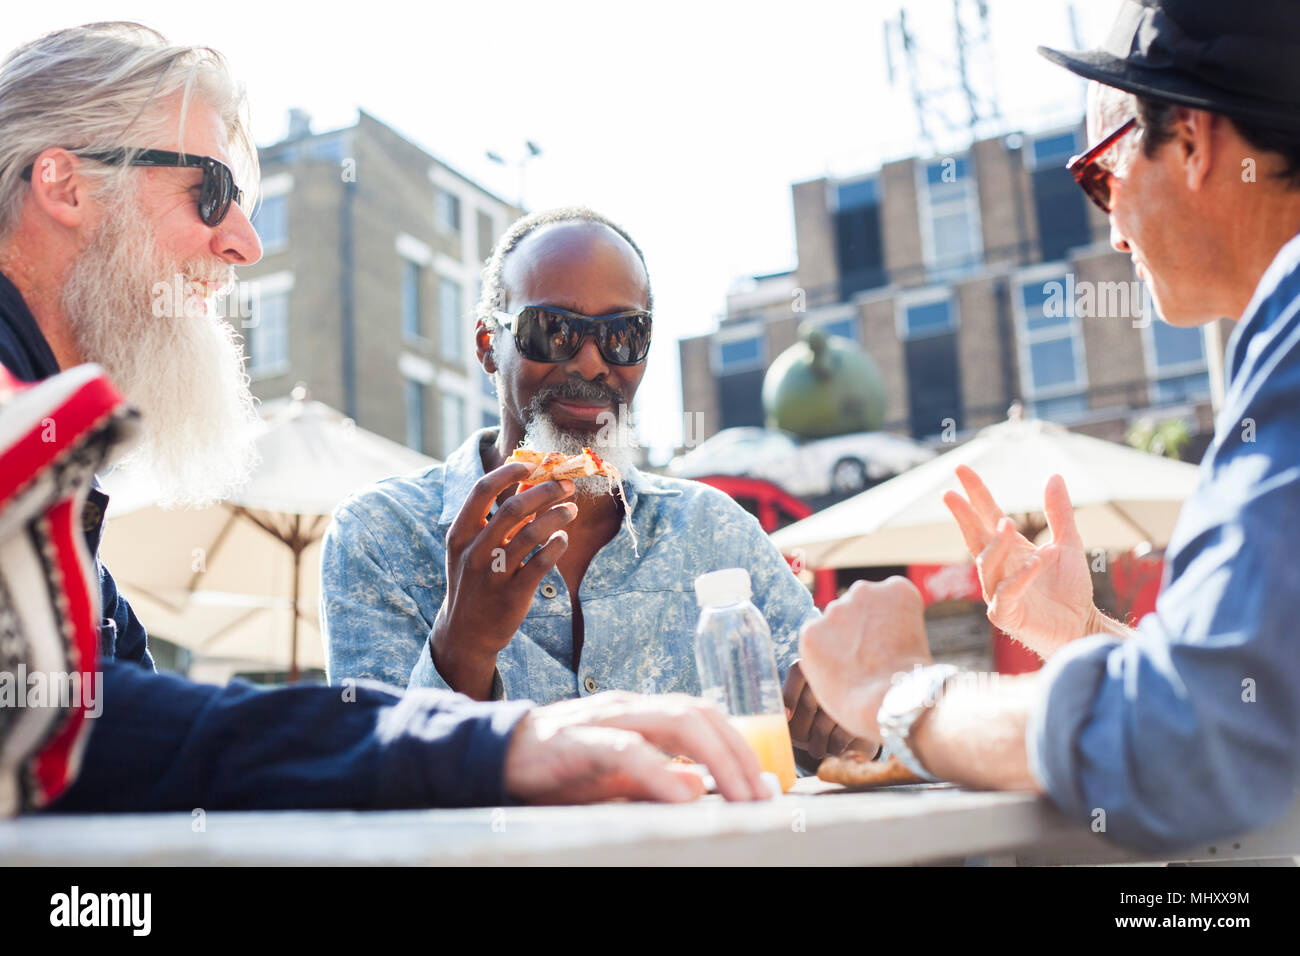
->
xmin=942 ymin=465 xmax=1095 ymax=659
xmin=430 ymin=461 xmax=578 ymax=699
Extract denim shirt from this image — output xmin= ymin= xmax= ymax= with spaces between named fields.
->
xmin=1030 ymin=231 xmax=1300 ymax=850
xmin=321 ymin=428 xmax=818 ymax=703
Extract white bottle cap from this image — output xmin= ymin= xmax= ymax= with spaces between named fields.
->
xmin=694 ymin=568 xmax=752 ymax=607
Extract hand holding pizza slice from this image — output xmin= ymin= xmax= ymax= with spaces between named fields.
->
xmin=501 ymin=447 xmax=625 ymax=543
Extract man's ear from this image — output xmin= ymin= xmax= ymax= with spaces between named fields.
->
xmin=26 ymin=148 xmax=93 ymax=229
xmin=475 ymin=318 xmax=498 ymax=373
xmin=1174 ymin=107 xmax=1219 ymax=193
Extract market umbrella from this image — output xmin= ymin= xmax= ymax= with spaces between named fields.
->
xmin=100 ymin=387 xmax=438 ymax=680
xmin=770 ymin=407 xmax=1201 ymax=570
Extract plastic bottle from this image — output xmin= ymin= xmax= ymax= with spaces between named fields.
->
xmin=693 ymin=568 xmax=797 ymax=793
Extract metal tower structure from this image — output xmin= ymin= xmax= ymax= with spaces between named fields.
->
xmin=883 ymin=0 xmax=1004 ymax=154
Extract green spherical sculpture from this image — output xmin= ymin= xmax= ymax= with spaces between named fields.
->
xmin=763 ymin=323 xmax=886 ymax=438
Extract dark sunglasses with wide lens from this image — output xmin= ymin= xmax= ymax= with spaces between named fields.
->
xmin=494 ymin=306 xmax=653 ymax=366
xmin=24 ymin=147 xmax=244 ymax=226
xmin=1066 ymin=117 xmax=1137 ymax=214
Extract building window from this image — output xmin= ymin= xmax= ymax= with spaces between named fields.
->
xmin=897 ymin=293 xmax=963 ymax=438
xmin=1027 ymin=127 xmax=1092 ymax=262
xmin=310 ymin=136 xmax=344 ymax=164
xmin=1146 ymin=318 xmax=1211 ymax=405
xmin=441 ymin=392 xmax=465 ymax=457
xmin=401 ymin=259 xmax=423 ymax=340
xmin=1015 ymin=271 xmax=1088 ymax=420
xmin=834 ymin=177 xmax=886 ymax=297
xmin=1028 ymin=130 xmax=1080 ymax=169
xmin=404 ymin=378 xmax=426 ymax=453
xmin=712 ymin=327 xmax=766 ymax=430
xmin=919 ymin=156 xmax=981 ymax=279
xmin=253 ymin=194 xmax=288 ymax=253
xmin=248 ymin=290 xmax=289 ymax=378
xmin=436 ymin=190 xmax=461 ymax=233
xmin=901 ymin=298 xmax=957 ymax=340
xmin=714 ymin=335 xmax=765 ymax=373
xmin=820 ymin=317 xmax=860 ymax=342
xmin=439 ymin=277 xmax=464 ymax=362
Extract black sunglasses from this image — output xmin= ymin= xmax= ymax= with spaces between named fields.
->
xmin=24 ymin=148 xmax=245 ymax=227
xmin=494 ymin=306 xmax=653 ymax=366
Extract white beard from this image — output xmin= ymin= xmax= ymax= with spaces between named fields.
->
xmin=61 ymin=192 xmax=258 ymax=508
xmin=521 ymin=405 xmax=638 ymax=500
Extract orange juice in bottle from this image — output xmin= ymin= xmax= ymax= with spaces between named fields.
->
xmin=729 ymin=713 xmax=798 ymax=794
xmin=693 ymin=569 xmax=797 ymax=794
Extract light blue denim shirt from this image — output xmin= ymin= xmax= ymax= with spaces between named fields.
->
xmin=1029 ymin=231 xmax=1300 ymax=850
xmin=321 ymin=427 xmax=818 ymax=704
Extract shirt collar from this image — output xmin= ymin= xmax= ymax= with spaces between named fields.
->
xmin=436 ymin=426 xmax=681 ymax=526
xmin=0 ymin=269 xmax=61 ymax=382
xmin=1227 ymin=227 xmax=1300 ymax=387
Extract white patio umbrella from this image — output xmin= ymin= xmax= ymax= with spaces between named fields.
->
xmin=770 ymin=408 xmax=1202 ymax=569
xmin=100 ymin=387 xmax=438 ymax=680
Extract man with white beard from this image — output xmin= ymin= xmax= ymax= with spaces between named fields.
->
xmin=59 ymin=186 xmax=257 ymax=508
xmin=323 ymin=209 xmax=875 ymax=766
xmin=0 ymin=22 xmax=778 ymax=812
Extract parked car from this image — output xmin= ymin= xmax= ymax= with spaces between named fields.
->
xmin=666 ymin=427 xmax=935 ymax=498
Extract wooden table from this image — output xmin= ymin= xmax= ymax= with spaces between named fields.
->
xmin=2 ymin=779 xmax=1297 ymax=866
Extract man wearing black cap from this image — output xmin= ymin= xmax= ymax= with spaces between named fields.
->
xmin=798 ymin=0 xmax=1300 ymax=850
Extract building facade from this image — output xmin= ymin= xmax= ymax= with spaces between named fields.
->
xmin=680 ymin=123 xmax=1226 ymax=453
xmin=239 ymin=110 xmax=520 ymax=458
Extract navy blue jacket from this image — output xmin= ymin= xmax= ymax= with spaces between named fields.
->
xmin=0 ymin=271 xmax=529 ymax=810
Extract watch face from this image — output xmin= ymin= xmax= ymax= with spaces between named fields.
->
xmin=881 ymin=665 xmax=958 ymax=737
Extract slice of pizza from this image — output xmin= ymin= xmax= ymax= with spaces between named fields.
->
xmin=816 ymin=751 xmax=927 ymax=789
xmin=506 ymin=446 xmax=621 ymax=490
xmin=499 ymin=447 xmax=631 ymax=548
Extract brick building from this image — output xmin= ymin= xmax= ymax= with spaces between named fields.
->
xmin=239 ymin=110 xmax=521 ymax=457
xmin=680 ymin=122 xmax=1226 ymax=453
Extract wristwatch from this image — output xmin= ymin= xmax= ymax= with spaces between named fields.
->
xmin=876 ymin=664 xmax=960 ymax=782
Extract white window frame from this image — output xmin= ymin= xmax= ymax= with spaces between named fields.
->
xmin=396 ymin=234 xmax=433 ymax=344
xmin=711 ymin=321 xmax=767 ymax=374
xmin=254 ymin=173 xmax=293 ymax=255
xmin=915 ymin=154 xmax=983 ymax=280
xmin=1140 ymin=298 xmax=1211 ymax=405
xmin=434 ymin=189 xmax=461 ymax=235
xmin=437 ymin=270 xmax=465 ymax=363
xmin=428 ymin=166 xmax=513 ymax=435
xmin=894 ymin=286 xmax=959 ymax=341
xmin=437 ymin=369 xmax=473 ymax=458
xmin=245 ymin=270 xmax=293 ymax=381
xmin=1013 ymin=262 xmax=1090 ymax=414
xmin=403 ymin=376 xmax=426 ymax=453
xmin=440 ymin=392 xmax=466 ymax=459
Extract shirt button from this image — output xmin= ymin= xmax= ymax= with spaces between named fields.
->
xmin=540 ymin=583 xmax=558 ymax=599
xmin=583 ymin=675 xmax=598 ymax=693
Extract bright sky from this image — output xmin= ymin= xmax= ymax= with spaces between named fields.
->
xmin=9 ymin=0 xmax=1123 ymax=461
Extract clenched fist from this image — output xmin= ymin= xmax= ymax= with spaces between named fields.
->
xmin=797 ymin=577 xmax=932 ymax=742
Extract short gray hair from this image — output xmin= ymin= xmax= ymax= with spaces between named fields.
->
xmin=476 ymin=206 xmax=653 ymax=334
xmin=0 ymin=21 xmax=258 ymax=240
